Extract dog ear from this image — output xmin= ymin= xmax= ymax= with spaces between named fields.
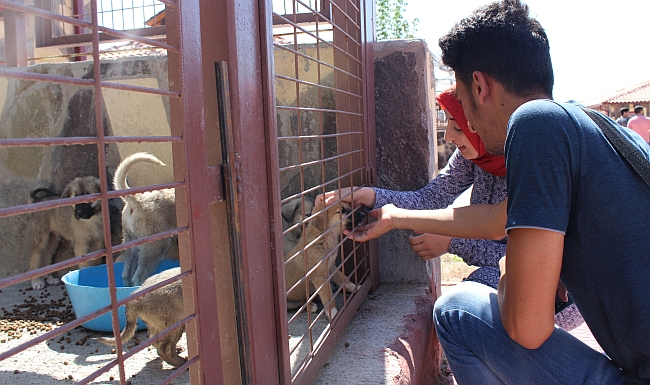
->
xmin=312 ymin=209 xmax=329 ymax=234
xmin=281 ymin=199 xmax=300 ymax=222
xmin=303 ymin=196 xmax=315 ymax=216
xmin=61 ymin=179 xmax=76 ymax=198
xmin=312 ymin=195 xmax=326 ymax=213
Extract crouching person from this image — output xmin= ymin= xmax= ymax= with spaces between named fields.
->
xmin=433 ymin=1 xmax=650 ymax=384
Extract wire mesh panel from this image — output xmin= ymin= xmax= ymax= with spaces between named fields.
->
xmin=33 ymin=0 xmax=167 ymax=53
xmin=0 ymin=0 xmax=222 ymax=383
xmin=272 ymin=0 xmax=374 ymax=382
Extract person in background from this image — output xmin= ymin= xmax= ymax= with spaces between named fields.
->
xmin=616 ymin=106 xmax=630 ymax=127
xmin=627 ymin=105 xmax=650 ymax=143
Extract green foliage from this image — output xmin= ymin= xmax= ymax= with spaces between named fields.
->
xmin=376 ymin=0 xmax=419 ymax=40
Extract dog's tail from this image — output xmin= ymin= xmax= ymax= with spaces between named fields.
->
xmin=96 ymin=309 xmax=139 ymax=347
xmin=28 ymin=185 xmax=57 ymax=203
xmin=113 ymin=152 xmax=166 ymax=195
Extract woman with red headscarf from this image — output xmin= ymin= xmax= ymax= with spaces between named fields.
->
xmin=325 ymin=86 xmax=582 ymax=330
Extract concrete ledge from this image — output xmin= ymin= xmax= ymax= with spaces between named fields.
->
xmin=314 ymin=284 xmax=441 ymax=385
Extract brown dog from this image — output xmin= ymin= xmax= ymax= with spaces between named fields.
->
xmin=284 ymin=198 xmax=362 ymax=322
xmin=97 ymin=267 xmax=186 ymax=368
xmin=113 ymin=152 xmax=177 ymax=286
xmin=28 ymin=176 xmax=104 ymax=290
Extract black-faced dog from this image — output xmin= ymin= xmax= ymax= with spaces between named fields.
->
xmin=28 ymin=176 xmax=104 ymax=290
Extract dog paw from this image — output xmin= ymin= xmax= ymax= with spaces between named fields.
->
xmin=31 ymin=279 xmax=46 ymax=290
xmin=344 ymin=282 xmax=358 ymax=293
xmin=309 ymin=302 xmax=318 ymax=313
xmin=328 ymin=307 xmax=338 ymax=321
xmin=46 ymin=276 xmax=61 ymax=285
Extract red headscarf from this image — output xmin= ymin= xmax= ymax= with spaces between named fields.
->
xmin=435 ymin=86 xmax=506 ymax=177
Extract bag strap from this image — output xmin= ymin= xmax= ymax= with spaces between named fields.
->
xmin=582 ymin=107 xmax=650 ymax=188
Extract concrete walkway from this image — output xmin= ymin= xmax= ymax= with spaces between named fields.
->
xmin=314 ymin=283 xmax=441 ymax=385
xmin=0 ymin=279 xmax=601 ymax=385
xmin=0 ymin=280 xmax=189 ymax=385
xmin=315 ymin=282 xmax=602 ymax=385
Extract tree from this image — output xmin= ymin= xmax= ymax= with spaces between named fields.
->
xmin=376 ymin=0 xmax=419 ymax=40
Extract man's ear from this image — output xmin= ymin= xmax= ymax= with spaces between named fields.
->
xmin=471 ymin=71 xmax=491 ymax=105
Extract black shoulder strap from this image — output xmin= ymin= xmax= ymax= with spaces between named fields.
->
xmin=582 ymin=108 xmax=650 ymax=188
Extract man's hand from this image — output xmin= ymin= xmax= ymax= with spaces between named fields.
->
xmin=322 ymin=186 xmax=376 ymax=209
xmin=408 ymin=232 xmax=452 ymax=260
xmin=345 ymin=204 xmax=401 ymax=242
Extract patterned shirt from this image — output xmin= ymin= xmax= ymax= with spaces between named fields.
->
xmin=373 ymin=149 xmax=508 ymax=271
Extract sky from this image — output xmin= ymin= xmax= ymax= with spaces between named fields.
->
xmin=403 ymin=0 xmax=650 ymax=103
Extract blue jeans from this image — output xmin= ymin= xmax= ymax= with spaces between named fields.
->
xmin=433 ymin=281 xmax=627 ymax=385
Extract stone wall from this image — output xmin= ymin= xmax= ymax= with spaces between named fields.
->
xmin=373 ymin=39 xmax=440 ymax=287
xmin=0 ymin=56 xmax=172 ymax=278
xmin=274 ymin=43 xmax=338 ymax=201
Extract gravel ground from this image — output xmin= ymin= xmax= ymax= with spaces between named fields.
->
xmin=0 ymin=280 xmax=189 ymax=385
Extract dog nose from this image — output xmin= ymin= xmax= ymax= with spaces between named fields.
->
xmin=74 ymin=203 xmax=96 ymax=220
xmin=353 ymin=210 xmax=365 ymax=226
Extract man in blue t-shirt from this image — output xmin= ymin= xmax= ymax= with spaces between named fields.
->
xmin=430 ymin=1 xmax=650 ymax=384
xmin=341 ymin=1 xmax=650 ymax=382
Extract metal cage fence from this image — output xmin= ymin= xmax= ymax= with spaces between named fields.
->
xmin=272 ymin=0 xmax=374 ymax=383
xmin=0 ymin=0 xmax=224 ymax=382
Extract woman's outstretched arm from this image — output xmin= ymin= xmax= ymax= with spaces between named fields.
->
xmin=347 ymin=199 xmax=508 ymax=242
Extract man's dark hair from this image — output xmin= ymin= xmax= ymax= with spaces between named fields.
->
xmin=634 ymin=105 xmax=644 ymax=114
xmin=438 ymin=0 xmax=554 ymax=98
xmin=620 ymin=107 xmax=630 ymax=114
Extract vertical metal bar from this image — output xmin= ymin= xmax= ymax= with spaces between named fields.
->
xmin=215 ymin=61 xmax=253 ymax=385
xmin=167 ymin=0 xmax=225 ymax=382
xmin=88 ymin=0 xmax=129 ymax=382
xmin=4 ymin=0 xmax=28 ymax=67
xmin=361 ymin=0 xmax=378 ymax=291
xmin=213 ymin=0 xmax=283 ymax=383
xmin=73 ymin=0 xmax=87 ymax=60
xmin=260 ymin=0 xmax=292 ymax=382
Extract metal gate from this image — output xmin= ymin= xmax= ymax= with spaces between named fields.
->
xmin=0 ymin=0 xmax=376 ymax=382
xmin=0 ymin=0 xmax=226 ymax=382
xmin=269 ymin=0 xmax=378 ymax=383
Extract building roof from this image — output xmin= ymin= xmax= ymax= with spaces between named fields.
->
xmin=145 ymin=10 xmax=166 ymax=27
xmin=602 ymin=80 xmax=650 ymax=104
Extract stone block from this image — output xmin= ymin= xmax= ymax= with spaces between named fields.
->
xmin=373 ymin=39 xmax=439 ymax=288
xmin=0 ymin=57 xmax=171 ymax=278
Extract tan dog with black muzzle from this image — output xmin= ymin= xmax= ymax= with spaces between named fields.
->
xmin=284 ymin=197 xmax=363 ymax=322
xmin=28 ymin=176 xmax=105 ymax=290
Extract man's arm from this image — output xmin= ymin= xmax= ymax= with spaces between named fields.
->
xmin=498 ymin=228 xmax=564 ymax=349
xmin=346 ymin=200 xmax=508 ymax=242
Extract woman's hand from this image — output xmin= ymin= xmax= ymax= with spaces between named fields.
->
xmin=345 ymin=204 xmax=401 ymax=242
xmin=408 ymin=232 xmax=452 ymax=260
xmin=321 ymin=186 xmax=376 ymax=209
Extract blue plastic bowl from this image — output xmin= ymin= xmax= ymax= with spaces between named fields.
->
xmin=61 ymin=259 xmax=180 ymax=332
